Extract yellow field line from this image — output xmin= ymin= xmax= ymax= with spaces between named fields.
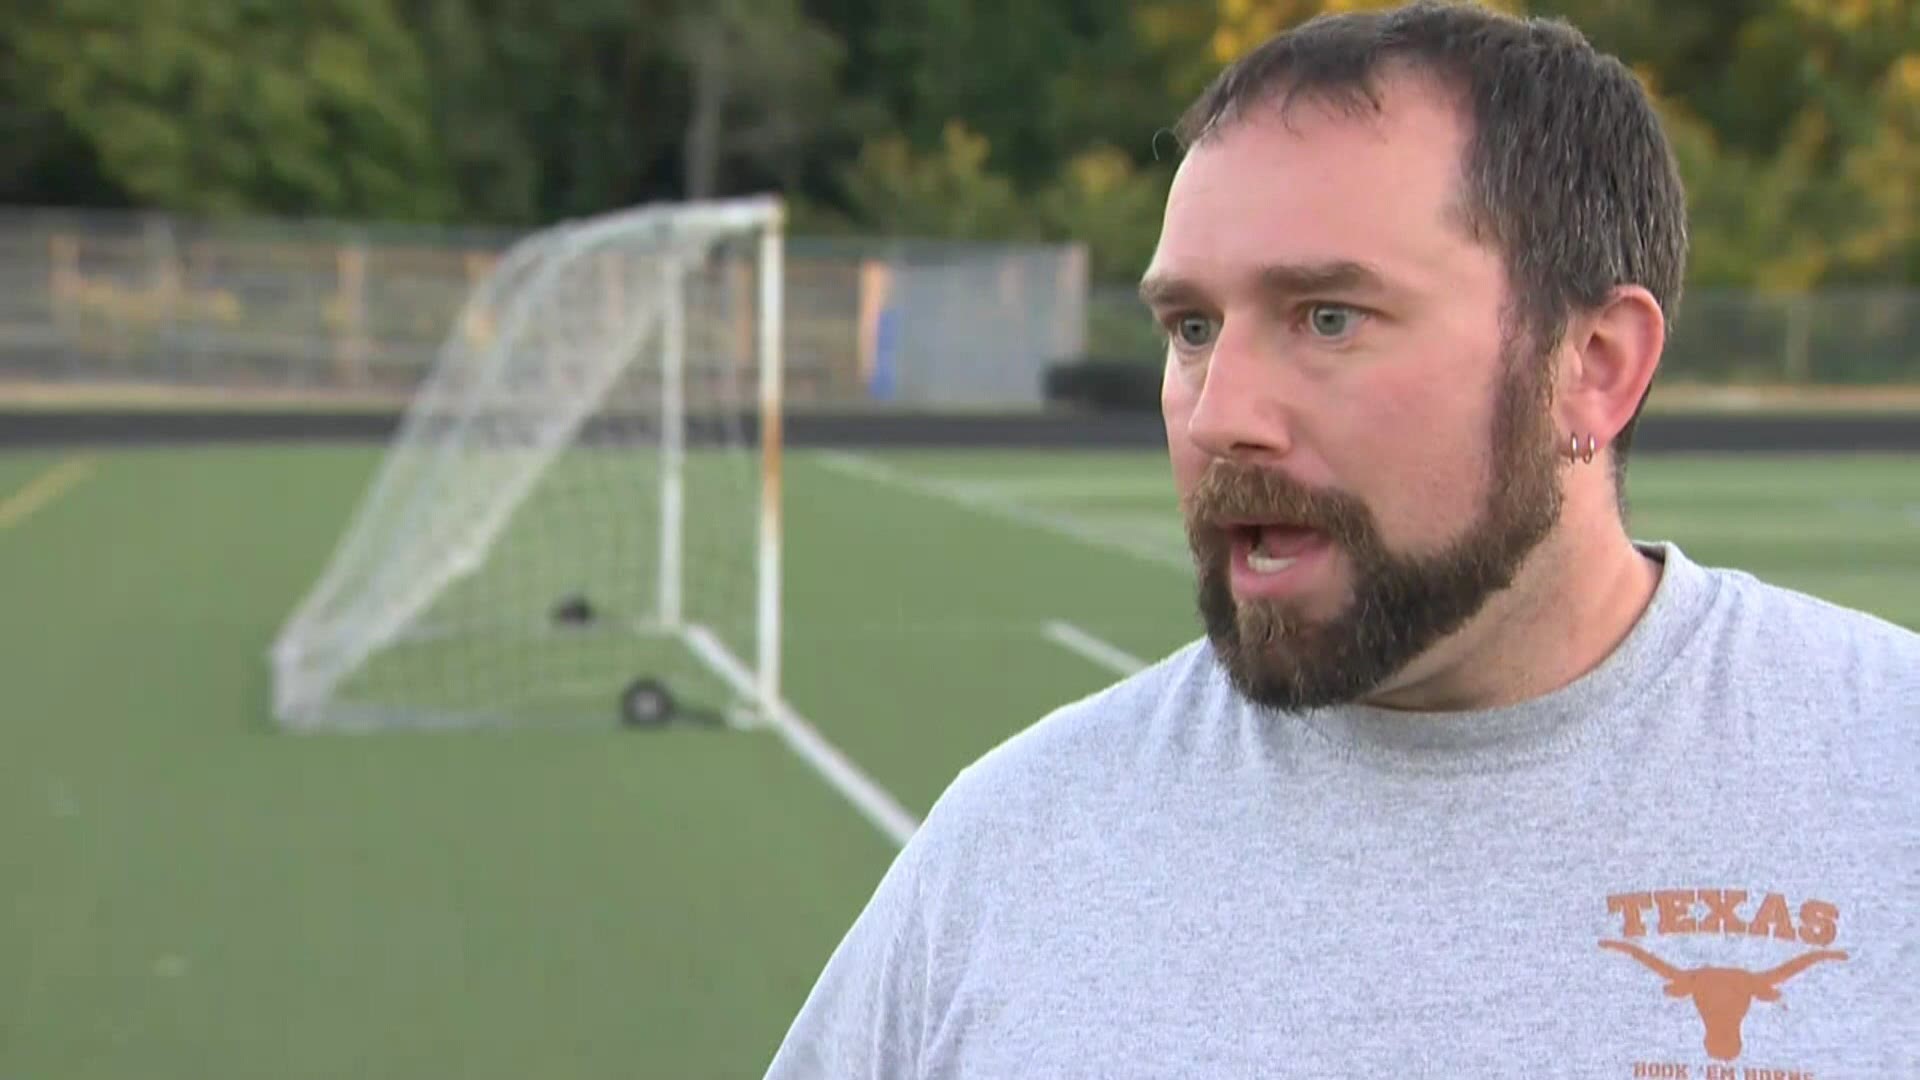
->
xmin=0 ymin=455 xmax=99 ymax=532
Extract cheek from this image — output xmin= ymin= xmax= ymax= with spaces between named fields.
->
xmin=1331 ymin=369 xmax=1499 ymax=549
xmin=1160 ymin=361 xmax=1205 ymax=488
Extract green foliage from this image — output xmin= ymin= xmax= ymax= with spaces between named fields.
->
xmin=10 ymin=0 xmax=455 ymax=221
xmin=671 ymin=0 xmax=848 ymax=199
xmin=1630 ymin=0 xmax=1920 ymax=289
xmin=825 ymin=122 xmax=1031 ymax=241
xmin=807 ymin=124 xmax=1172 ymax=284
xmin=0 ymin=0 xmax=1914 ymax=289
xmin=1032 ymin=146 xmax=1173 ymax=283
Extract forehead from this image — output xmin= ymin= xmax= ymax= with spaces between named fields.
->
xmin=1149 ymin=78 xmax=1489 ymax=295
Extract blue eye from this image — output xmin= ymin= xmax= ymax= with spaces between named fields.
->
xmin=1173 ymin=315 xmax=1216 ymax=348
xmin=1306 ymin=304 xmax=1360 ymax=338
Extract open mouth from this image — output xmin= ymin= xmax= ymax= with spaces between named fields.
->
xmin=1221 ymin=520 xmax=1333 ymax=589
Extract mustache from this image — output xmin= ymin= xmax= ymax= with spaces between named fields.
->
xmin=1182 ymin=461 xmax=1376 ymax=547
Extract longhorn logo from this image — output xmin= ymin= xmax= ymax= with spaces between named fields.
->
xmin=1600 ymin=940 xmax=1847 ymax=1061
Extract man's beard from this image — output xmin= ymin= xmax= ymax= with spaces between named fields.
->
xmin=1185 ymin=335 xmax=1565 ymax=713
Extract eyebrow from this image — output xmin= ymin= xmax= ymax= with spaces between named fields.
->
xmin=1137 ymin=259 xmax=1392 ymax=309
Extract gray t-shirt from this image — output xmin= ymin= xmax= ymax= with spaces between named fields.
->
xmin=766 ymin=543 xmax=1919 ymax=1078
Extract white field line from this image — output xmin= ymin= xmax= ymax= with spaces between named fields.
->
xmin=680 ymin=623 xmax=919 ymax=847
xmin=0 ymin=455 xmax=98 ymax=532
xmin=813 ymin=451 xmax=1190 ymax=572
xmin=1041 ymin=621 xmax=1147 ymax=678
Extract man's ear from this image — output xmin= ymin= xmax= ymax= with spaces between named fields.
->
xmin=1554 ymin=284 xmax=1665 ymax=453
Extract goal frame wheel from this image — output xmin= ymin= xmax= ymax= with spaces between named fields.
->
xmin=619 ymin=677 xmax=677 ymax=729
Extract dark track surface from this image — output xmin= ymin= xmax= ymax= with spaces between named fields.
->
xmin=3 ymin=407 xmax=1917 ymax=453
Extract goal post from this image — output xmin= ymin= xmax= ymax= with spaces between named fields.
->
xmin=658 ymin=253 xmax=686 ymax=629
xmin=269 ymin=195 xmax=786 ymax=732
xmin=756 ymin=220 xmax=784 ymax=707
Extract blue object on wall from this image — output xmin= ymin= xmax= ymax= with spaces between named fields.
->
xmin=868 ymin=307 xmax=899 ymax=401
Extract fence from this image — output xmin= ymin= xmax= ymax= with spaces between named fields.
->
xmin=0 ymin=207 xmax=1088 ymax=411
xmin=1086 ymin=283 xmax=1920 ymax=388
xmin=5 ymin=204 xmax=1914 ymax=415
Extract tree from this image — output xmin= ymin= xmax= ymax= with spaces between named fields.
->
xmin=674 ymin=0 xmax=845 ymax=199
xmin=10 ymin=0 xmax=454 ymax=220
xmin=825 ymin=121 xmax=1030 ymax=241
xmin=1127 ymin=0 xmax=1920 ymax=290
xmin=392 ymin=0 xmax=851 ymax=221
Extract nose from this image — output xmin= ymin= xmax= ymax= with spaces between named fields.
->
xmin=1184 ymin=325 xmax=1293 ymax=465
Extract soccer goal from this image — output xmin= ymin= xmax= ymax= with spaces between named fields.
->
xmin=269 ymin=196 xmax=786 ymax=732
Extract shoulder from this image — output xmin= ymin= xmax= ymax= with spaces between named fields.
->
xmin=909 ymin=635 xmax=1227 ymax=855
xmin=763 ymin=640 xmax=1239 ymax=1076
xmin=1672 ymin=551 xmax=1920 ymax=772
xmin=1696 ymin=557 xmax=1920 ymax=683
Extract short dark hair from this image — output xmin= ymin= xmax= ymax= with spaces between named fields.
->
xmin=1174 ymin=0 xmax=1688 ymax=491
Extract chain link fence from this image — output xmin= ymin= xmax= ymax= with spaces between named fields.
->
xmin=0 ymin=207 xmax=1088 ymax=411
xmin=4 ymin=204 xmax=1913 ymax=415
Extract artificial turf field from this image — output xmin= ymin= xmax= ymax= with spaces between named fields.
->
xmin=2 ymin=443 xmax=1916 ymax=1078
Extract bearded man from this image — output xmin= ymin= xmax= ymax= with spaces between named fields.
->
xmin=765 ymin=3 xmax=1919 ymax=1075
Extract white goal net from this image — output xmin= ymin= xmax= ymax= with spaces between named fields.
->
xmin=269 ymin=196 xmax=785 ymax=732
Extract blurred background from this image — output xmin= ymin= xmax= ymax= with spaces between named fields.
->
xmin=1 ymin=1 xmax=1915 ymax=1077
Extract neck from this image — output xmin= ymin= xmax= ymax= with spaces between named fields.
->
xmin=1360 ymin=498 xmax=1661 ymax=713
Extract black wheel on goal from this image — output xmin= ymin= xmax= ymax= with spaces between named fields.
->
xmin=619 ymin=677 xmax=676 ymax=729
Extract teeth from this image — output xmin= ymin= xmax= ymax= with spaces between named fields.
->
xmin=1247 ymin=551 xmax=1298 ymax=574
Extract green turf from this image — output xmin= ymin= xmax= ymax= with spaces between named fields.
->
xmin=2 ymin=443 xmax=1915 ymax=1077
xmin=286 ymin=447 xmax=766 ymax=731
